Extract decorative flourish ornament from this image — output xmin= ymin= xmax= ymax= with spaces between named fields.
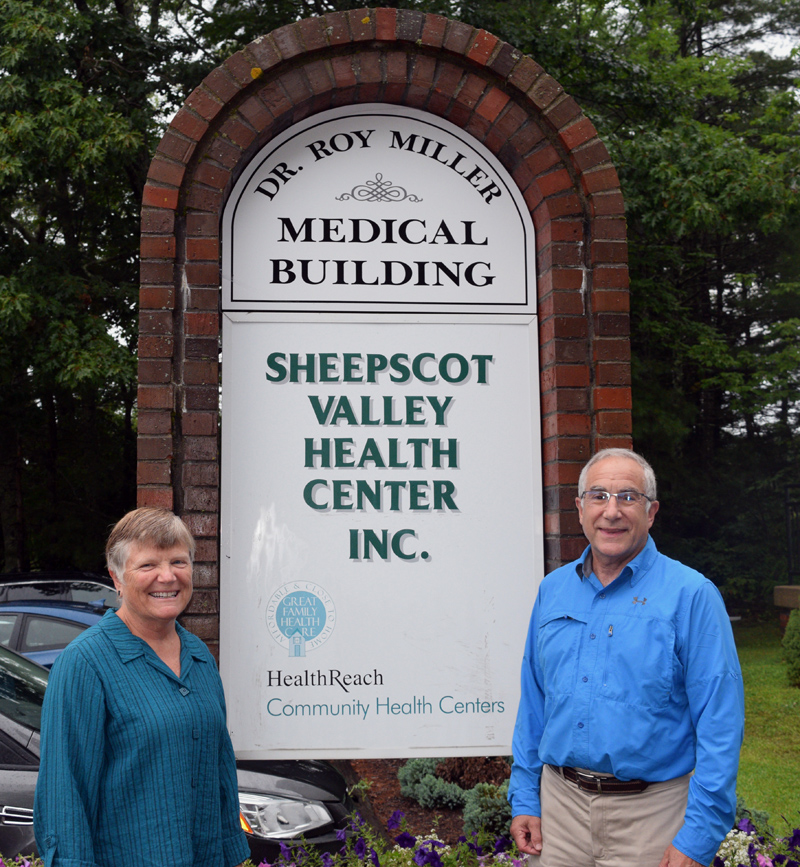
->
xmin=336 ymin=173 xmax=422 ymax=203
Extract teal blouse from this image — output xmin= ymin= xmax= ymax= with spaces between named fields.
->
xmin=33 ymin=610 xmax=249 ymax=867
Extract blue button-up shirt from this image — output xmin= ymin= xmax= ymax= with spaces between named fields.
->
xmin=508 ymin=536 xmax=744 ymax=865
xmin=34 ymin=610 xmax=249 ymax=867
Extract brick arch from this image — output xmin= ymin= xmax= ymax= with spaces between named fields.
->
xmin=138 ymin=7 xmax=631 ymax=640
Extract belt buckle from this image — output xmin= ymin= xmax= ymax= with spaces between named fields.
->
xmin=575 ymin=770 xmax=607 ymax=793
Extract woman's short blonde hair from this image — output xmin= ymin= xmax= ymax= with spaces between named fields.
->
xmin=106 ymin=508 xmax=195 ymax=580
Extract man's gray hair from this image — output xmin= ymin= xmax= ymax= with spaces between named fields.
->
xmin=578 ymin=448 xmax=657 ymax=503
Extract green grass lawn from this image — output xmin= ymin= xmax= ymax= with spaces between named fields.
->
xmin=733 ymin=619 xmax=800 ymax=832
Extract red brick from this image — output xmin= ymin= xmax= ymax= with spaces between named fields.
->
xmin=541 ymin=388 xmax=589 ymax=414
xmin=140 ymin=286 xmax=174 ymax=309
xmin=559 ymin=116 xmax=598 ymax=152
xmin=183 ymin=463 xmax=220 ymax=486
xmin=543 ymin=193 xmax=583 ymax=219
xmin=298 ymin=16 xmax=328 ymax=51
xmin=185 ymin=387 xmax=218 ymax=411
xmin=476 ymin=86 xmax=509 ymax=122
xmin=184 ymin=588 xmax=219 ymax=615
xmin=323 ymin=11 xmax=350 ymax=45
xmin=223 ymin=52 xmax=255 ymax=88
xmin=187 ymin=213 xmax=220 ymax=237
xmin=593 ymin=338 xmax=631 ymax=362
xmin=443 ymin=19 xmax=473 ymax=54
xmin=148 ymin=158 xmax=186 ymax=187
xmin=572 ymin=139 xmax=611 ymax=173
xmin=544 ymin=96 xmax=582 ymax=131
xmin=138 ymin=384 xmax=173 ymax=409
xmin=358 ymin=50 xmax=383 ymax=86
xmin=156 ymin=130 xmax=195 ymax=163
xmin=538 ymin=168 xmax=573 ymax=197
xmin=593 ymin=266 xmax=629 ymax=289
xmin=171 ymin=108 xmax=209 ymax=142
xmin=542 ymin=437 xmax=591 ymax=463
xmin=185 ymin=86 xmax=224 ymax=123
xmin=543 ymin=413 xmax=592 ymax=438
xmin=185 ymin=312 xmax=219 ymax=335
xmin=219 ymin=115 xmax=256 ymax=150
xmin=592 ymin=218 xmax=627 ymax=241
xmin=141 ymin=208 xmax=175 ymax=234
xmin=595 ymin=436 xmax=634 ymax=451
xmin=538 ymin=290 xmax=584 ymax=318
xmin=550 ymin=269 xmax=585 ymax=292
xmin=582 ymin=166 xmax=620 ymax=194
xmin=396 ymin=8 xmax=425 ymax=41
xmin=138 ymin=359 xmax=171 ymax=385
xmin=592 ymin=240 xmax=628 ymax=265
xmin=192 ymin=562 xmax=219 ymax=589
xmin=137 ymin=461 xmax=171 ymax=485
xmin=331 ymin=56 xmax=358 ymax=90
xmin=140 ymin=236 xmax=176 ymax=259
xmin=139 ymin=310 xmax=172 ymax=334
xmin=142 ymin=184 xmax=179 ymax=210
xmin=596 ymin=411 xmax=632 ymax=435
xmin=590 ymin=192 xmax=626 ymax=218
xmin=184 ymin=513 xmax=219 ymax=538
xmin=528 ymin=74 xmax=563 ymax=110
xmin=205 ymin=136 xmax=243 ymax=170
xmin=305 ymin=58 xmax=334 ymax=95
xmin=489 ymin=42 xmax=522 ymax=79
xmin=246 ymin=35 xmax=282 ymax=72
xmin=467 ymin=29 xmax=499 ymax=65
xmin=187 ymin=238 xmax=219 ymax=261
xmin=553 ymin=338 xmax=590 ymax=366
xmin=508 ymin=57 xmax=544 ymax=94
xmin=203 ymin=66 xmax=241 ymax=103
xmin=593 ymin=387 xmax=632 ymax=410
xmin=596 ymin=363 xmax=632 ymax=386
xmin=594 ymin=312 xmax=630 ymax=337
xmin=542 ymin=364 xmax=590 ymax=390
xmin=137 ymin=436 xmax=172 ymax=461
xmin=182 ymin=413 xmax=218 ymax=437
xmin=137 ymin=488 xmax=173 ymax=510
xmin=592 ymin=290 xmax=629 ymax=313
xmin=194 ymin=161 xmax=230 ymax=191
xmin=188 ymin=288 xmax=219 ymax=310
xmin=524 ymin=144 xmax=560 ymax=179
xmin=420 ymin=13 xmax=447 ymax=47
xmin=184 ymin=262 xmax=220 ymax=285
xmin=139 ymin=261 xmax=173 ymax=284
xmin=184 ymin=360 xmax=218 ymax=385
xmin=185 ymin=186 xmax=223 ymax=213
xmin=272 ymin=23 xmax=304 ymax=59
xmin=184 ymin=437 xmax=218 ymax=462
xmin=349 ymin=8 xmax=376 ymax=41
xmin=138 ymin=335 xmax=173 ymax=358
xmin=136 ymin=411 xmax=172 ymax=435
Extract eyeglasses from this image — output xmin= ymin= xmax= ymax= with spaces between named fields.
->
xmin=580 ymin=490 xmax=652 ymax=508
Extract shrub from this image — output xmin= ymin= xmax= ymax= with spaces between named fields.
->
xmin=462 ymin=781 xmax=512 ymax=837
xmin=783 ymin=608 xmax=800 ymax=687
xmin=413 ymin=774 xmax=467 ymax=810
xmin=397 ymin=757 xmax=441 ymax=798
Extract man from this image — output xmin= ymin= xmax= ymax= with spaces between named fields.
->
xmin=508 ymin=448 xmax=744 ymax=867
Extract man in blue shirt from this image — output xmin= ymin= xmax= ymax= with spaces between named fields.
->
xmin=508 ymin=448 xmax=744 ymax=867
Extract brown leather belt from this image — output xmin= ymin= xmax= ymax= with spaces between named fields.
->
xmin=553 ymin=766 xmax=649 ymax=795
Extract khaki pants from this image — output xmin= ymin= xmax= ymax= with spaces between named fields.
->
xmin=530 ymin=764 xmax=691 ymax=867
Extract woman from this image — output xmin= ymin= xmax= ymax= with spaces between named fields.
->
xmin=33 ymin=508 xmax=249 ymax=867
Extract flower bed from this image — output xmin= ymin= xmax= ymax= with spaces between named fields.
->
xmin=713 ymin=817 xmax=800 ymax=867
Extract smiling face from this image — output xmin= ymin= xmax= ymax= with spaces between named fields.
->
xmin=111 ymin=542 xmax=193 ymax=635
xmin=576 ymin=455 xmax=659 ymax=584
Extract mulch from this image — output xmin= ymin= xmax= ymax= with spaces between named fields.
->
xmin=340 ymin=758 xmax=466 ymax=845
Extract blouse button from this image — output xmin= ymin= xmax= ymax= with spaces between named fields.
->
xmin=179 ymin=687 xmax=190 ymax=696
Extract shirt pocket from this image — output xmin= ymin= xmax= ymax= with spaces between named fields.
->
xmin=599 ymin=615 xmax=675 ymax=709
xmin=537 ymin=611 xmax=586 ymax=698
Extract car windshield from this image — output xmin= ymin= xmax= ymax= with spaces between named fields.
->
xmin=0 ymin=646 xmax=47 ymax=731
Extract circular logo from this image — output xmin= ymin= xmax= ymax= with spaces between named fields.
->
xmin=266 ymin=582 xmax=336 ymax=656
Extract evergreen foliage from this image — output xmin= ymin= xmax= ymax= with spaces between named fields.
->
xmin=782 ymin=609 xmax=800 ymax=687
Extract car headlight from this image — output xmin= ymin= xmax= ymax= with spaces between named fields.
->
xmin=238 ymin=792 xmax=334 ymax=839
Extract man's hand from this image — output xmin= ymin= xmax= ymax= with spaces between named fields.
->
xmin=510 ymin=814 xmax=542 ymax=856
xmin=657 ymin=843 xmax=704 ymax=867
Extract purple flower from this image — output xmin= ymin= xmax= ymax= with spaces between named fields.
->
xmin=494 ymin=835 xmax=513 ymax=854
xmin=786 ymin=829 xmax=800 ymax=852
xmin=395 ymin=831 xmax=417 ymax=849
xmin=355 ymin=835 xmax=368 ymax=859
xmin=279 ymin=841 xmax=292 ymax=860
xmin=369 ymin=846 xmax=381 ymax=866
xmin=387 ymin=810 xmax=405 ymax=831
xmin=713 ymin=858 xmax=726 ymax=867
xmin=739 ymin=817 xmax=757 ymax=834
xmin=321 ymin=854 xmax=335 ymax=867
xmin=336 ymin=828 xmax=349 ymax=842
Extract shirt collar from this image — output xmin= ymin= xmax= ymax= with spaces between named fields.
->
xmin=100 ymin=609 xmax=207 ymax=665
xmin=576 ymin=535 xmax=657 ymax=587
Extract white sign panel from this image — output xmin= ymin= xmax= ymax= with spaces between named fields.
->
xmin=222 ymin=104 xmax=535 ymax=315
xmin=219 ymin=104 xmax=543 ymax=758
